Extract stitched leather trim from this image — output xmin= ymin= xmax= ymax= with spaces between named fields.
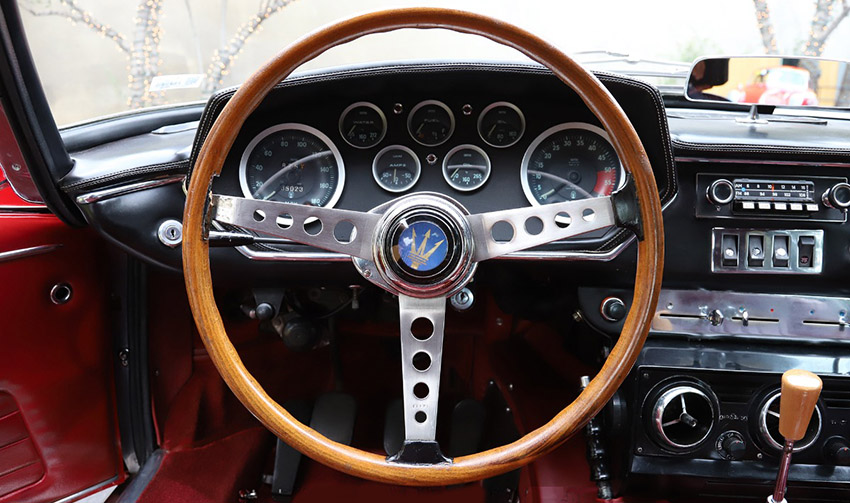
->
xmin=61 ymin=159 xmax=190 ymax=193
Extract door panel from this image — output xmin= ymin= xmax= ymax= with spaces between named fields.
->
xmin=0 ymin=213 xmax=124 ymax=503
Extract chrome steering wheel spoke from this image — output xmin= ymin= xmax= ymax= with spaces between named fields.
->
xmin=396 ymin=294 xmax=447 ymax=445
xmin=467 ymin=195 xmax=617 ymax=261
xmin=210 ymin=194 xmax=380 ymax=261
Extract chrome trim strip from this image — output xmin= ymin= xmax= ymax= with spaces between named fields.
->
xmin=0 ymin=244 xmax=62 ymax=264
xmin=53 ymin=475 xmax=119 ymax=503
xmin=676 ymin=156 xmax=850 ymax=168
xmin=75 ymin=175 xmax=185 ymax=204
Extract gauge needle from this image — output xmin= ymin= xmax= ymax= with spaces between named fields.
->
xmin=255 ymin=150 xmax=332 ymax=198
xmin=527 ymin=169 xmax=593 ymax=199
xmin=487 ymin=123 xmax=497 ymax=138
xmin=393 ymin=169 xmax=397 ymax=184
xmin=416 ymin=123 xmax=424 ymax=136
xmin=347 ymin=125 xmax=356 ymax=137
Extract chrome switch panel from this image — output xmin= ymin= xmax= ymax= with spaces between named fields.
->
xmin=711 ymin=228 xmax=823 ymax=274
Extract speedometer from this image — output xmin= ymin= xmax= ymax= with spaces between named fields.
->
xmin=239 ymin=123 xmax=344 ymax=208
xmin=520 ymin=123 xmax=623 ymax=205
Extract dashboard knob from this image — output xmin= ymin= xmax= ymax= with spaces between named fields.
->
xmin=600 ymin=297 xmax=627 ymax=322
xmin=717 ymin=431 xmax=747 ymax=460
xmin=825 ymin=437 xmax=850 ymax=466
xmin=707 ymin=179 xmax=734 ymax=205
xmin=823 ymin=182 xmax=850 ymax=210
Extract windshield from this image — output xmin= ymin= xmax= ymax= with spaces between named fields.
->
xmin=19 ymin=0 xmax=850 ymax=126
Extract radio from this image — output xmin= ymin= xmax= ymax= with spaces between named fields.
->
xmin=696 ymin=174 xmax=849 ymax=222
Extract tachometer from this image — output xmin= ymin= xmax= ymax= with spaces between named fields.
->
xmin=520 ymin=123 xmax=623 ymax=205
xmin=239 ymin=124 xmax=344 ymax=208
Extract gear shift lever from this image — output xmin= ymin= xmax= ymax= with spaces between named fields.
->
xmin=768 ymin=369 xmax=822 ymax=503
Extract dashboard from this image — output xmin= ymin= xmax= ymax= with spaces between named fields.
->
xmin=59 ymin=61 xmax=850 ymax=501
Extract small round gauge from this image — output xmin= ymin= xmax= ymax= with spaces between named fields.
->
xmin=339 ymin=101 xmax=386 ymax=149
xmin=478 ymin=101 xmax=525 ymax=148
xmin=442 ymin=144 xmax=491 ymax=192
xmin=372 ymin=145 xmax=421 ymax=193
xmin=239 ymin=123 xmax=344 ymax=207
xmin=408 ymin=100 xmax=455 ymax=146
xmin=521 ymin=123 xmax=623 ymax=205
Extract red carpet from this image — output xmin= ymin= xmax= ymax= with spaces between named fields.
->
xmin=137 ymin=428 xmax=271 ymax=503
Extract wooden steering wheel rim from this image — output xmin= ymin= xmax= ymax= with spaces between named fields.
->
xmin=182 ymin=7 xmax=664 ymax=486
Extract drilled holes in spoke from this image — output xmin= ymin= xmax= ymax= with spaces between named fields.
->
xmin=333 ymin=220 xmax=357 ymax=244
xmin=582 ymin=208 xmax=595 ymax=222
xmin=303 ymin=218 xmax=322 ymax=236
xmin=415 ymin=411 xmax=427 ymax=423
xmin=412 ymin=351 xmax=431 ymax=372
xmin=276 ymin=213 xmax=293 ymax=229
xmin=413 ymin=382 xmax=429 ymax=399
xmin=555 ymin=211 xmax=572 ymax=229
xmin=524 ymin=216 xmax=544 ymax=236
xmin=253 ymin=209 xmax=266 ymax=222
xmin=410 ymin=317 xmax=434 ymax=341
xmin=491 ymin=220 xmax=514 ymax=243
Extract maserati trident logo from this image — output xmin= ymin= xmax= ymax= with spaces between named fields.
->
xmin=398 ymin=221 xmax=447 ymax=272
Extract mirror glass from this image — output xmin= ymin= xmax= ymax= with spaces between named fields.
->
xmin=686 ymin=56 xmax=850 ymax=108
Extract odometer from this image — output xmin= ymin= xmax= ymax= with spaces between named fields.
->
xmin=239 ymin=124 xmax=344 ymax=208
xmin=520 ymin=123 xmax=622 ymax=205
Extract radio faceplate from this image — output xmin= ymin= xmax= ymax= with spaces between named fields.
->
xmin=696 ymin=173 xmax=847 ymax=223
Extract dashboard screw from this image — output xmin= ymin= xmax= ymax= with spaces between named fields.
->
xmin=11 ymin=163 xmax=21 ymax=171
xmin=637 ymin=447 xmax=643 ymax=453
xmin=462 ymin=104 xmax=473 ymax=116
xmin=393 ymin=103 xmax=404 ymax=115
xmin=757 ymin=452 xmax=763 ymax=459
xmin=425 ymin=153 xmax=437 ymax=165
xmin=362 ymin=269 xmax=372 ymax=278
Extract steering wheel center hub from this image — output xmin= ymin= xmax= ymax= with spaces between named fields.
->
xmin=372 ymin=193 xmax=477 ymax=299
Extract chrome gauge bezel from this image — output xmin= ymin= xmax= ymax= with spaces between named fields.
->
xmin=238 ymin=123 xmax=345 ymax=209
xmin=442 ymin=144 xmax=491 ymax=192
xmin=407 ymin=100 xmax=455 ymax=147
xmin=520 ymin=122 xmax=626 ymax=207
xmin=338 ymin=101 xmax=387 ymax=149
xmin=372 ymin=145 xmax=422 ymax=193
xmin=477 ymin=101 xmax=525 ymax=148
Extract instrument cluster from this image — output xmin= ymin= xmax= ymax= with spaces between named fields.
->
xmin=237 ymin=99 xmax=626 ymax=212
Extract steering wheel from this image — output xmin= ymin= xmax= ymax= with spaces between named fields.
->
xmin=183 ymin=8 xmax=663 ymax=486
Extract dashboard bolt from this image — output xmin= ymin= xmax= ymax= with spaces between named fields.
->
xmin=636 ymin=447 xmax=643 ymax=453
xmin=393 ymin=103 xmax=403 ymax=115
xmin=11 ymin=163 xmax=20 ymax=171
xmin=425 ymin=153 xmax=438 ymax=165
xmin=362 ymin=269 xmax=372 ymax=278
xmin=757 ymin=452 xmax=763 ymax=459
xmin=462 ymin=104 xmax=473 ymax=115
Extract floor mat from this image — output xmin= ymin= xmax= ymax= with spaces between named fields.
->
xmin=137 ymin=427 xmax=272 ymax=503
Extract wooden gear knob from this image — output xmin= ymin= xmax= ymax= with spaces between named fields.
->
xmin=778 ymin=369 xmax=823 ymax=441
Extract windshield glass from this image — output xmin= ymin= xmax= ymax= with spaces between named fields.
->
xmin=19 ymin=0 xmax=850 ymax=126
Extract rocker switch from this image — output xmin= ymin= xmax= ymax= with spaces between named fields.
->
xmin=721 ymin=234 xmax=739 ymax=267
xmin=748 ymin=234 xmax=765 ymax=267
xmin=798 ymin=235 xmax=815 ymax=268
xmin=773 ymin=235 xmax=790 ymax=267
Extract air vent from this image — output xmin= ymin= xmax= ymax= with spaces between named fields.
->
xmin=757 ymin=390 xmax=822 ymax=452
xmin=649 ymin=384 xmax=716 ymax=451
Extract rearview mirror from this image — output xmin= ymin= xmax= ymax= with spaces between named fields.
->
xmin=686 ymin=56 xmax=850 ymax=108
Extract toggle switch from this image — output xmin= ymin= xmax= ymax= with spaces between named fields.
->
xmin=748 ymin=234 xmax=765 ymax=267
xmin=773 ymin=235 xmax=789 ymax=267
xmin=798 ymin=235 xmax=815 ymax=268
xmin=721 ymin=234 xmax=739 ymax=267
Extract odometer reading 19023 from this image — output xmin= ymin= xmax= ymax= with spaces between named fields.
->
xmin=239 ymin=124 xmax=344 ymax=208
xmin=520 ymin=123 xmax=623 ymax=205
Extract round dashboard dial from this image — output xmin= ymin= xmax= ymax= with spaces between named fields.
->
xmin=408 ymin=100 xmax=455 ymax=146
xmin=372 ymin=145 xmax=421 ymax=193
xmin=339 ymin=102 xmax=386 ymax=149
xmin=239 ymin=123 xmax=344 ymax=207
xmin=478 ymin=101 xmax=525 ymax=148
xmin=521 ymin=123 xmax=623 ymax=205
xmin=442 ymin=144 xmax=491 ymax=192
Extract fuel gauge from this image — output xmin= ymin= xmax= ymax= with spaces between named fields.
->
xmin=372 ymin=145 xmax=421 ymax=193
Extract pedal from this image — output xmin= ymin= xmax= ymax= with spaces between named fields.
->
xmin=383 ymin=399 xmax=404 ymax=456
xmin=449 ymin=399 xmax=486 ymax=457
xmin=271 ymin=393 xmax=356 ymax=501
xmin=271 ymin=400 xmax=312 ymax=502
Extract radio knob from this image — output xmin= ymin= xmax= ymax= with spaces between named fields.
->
xmin=707 ymin=179 xmax=734 ymax=205
xmin=823 ymin=182 xmax=850 ymax=210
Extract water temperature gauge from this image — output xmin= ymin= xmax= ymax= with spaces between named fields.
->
xmin=372 ymin=145 xmax=421 ymax=193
